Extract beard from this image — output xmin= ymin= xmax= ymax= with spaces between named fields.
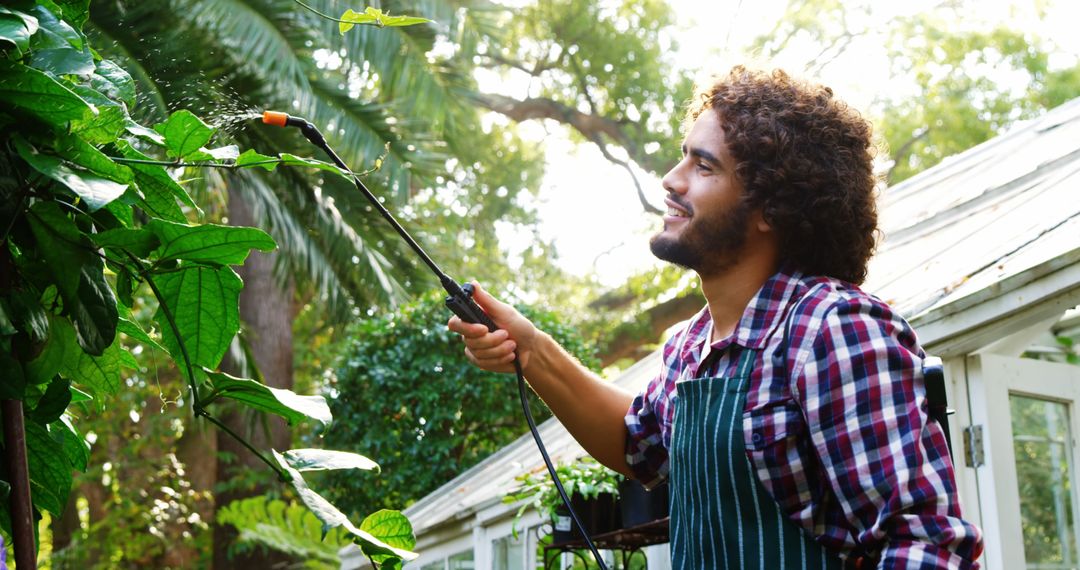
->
xmin=649 ymin=197 xmax=751 ymax=277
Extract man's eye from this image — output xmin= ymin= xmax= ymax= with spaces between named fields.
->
xmin=696 ymin=162 xmax=712 ymax=172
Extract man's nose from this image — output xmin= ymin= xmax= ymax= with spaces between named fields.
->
xmin=661 ymin=163 xmax=687 ymax=195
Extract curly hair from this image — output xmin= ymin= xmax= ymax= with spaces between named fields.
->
xmin=687 ymin=66 xmax=879 ymax=284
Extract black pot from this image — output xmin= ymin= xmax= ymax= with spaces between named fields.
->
xmin=549 ymin=492 xmax=621 ymax=544
xmin=618 ymin=479 xmax=669 ymax=529
xmin=572 ymin=492 xmax=620 ymax=536
xmin=550 ymin=505 xmax=576 ymax=545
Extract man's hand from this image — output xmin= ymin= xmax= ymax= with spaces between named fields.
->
xmin=447 ymin=282 xmax=538 ymax=373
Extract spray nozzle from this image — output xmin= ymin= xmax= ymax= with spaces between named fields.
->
xmin=261 ymin=110 xmax=325 ymax=146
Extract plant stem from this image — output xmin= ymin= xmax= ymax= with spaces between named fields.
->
xmin=198 ymin=409 xmax=288 ymax=480
xmin=292 ymin=0 xmax=349 ymax=23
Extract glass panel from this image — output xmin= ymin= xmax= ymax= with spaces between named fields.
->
xmin=418 ymin=561 xmax=444 ymax=570
xmin=1011 ymin=395 xmax=1079 ymax=570
xmin=493 ymin=533 xmax=526 ymax=570
xmin=448 ymin=549 xmax=475 ymax=570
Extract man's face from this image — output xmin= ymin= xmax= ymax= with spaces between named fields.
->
xmin=649 ymin=108 xmax=751 ymax=276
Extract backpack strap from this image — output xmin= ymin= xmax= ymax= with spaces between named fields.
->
xmin=923 ymin=356 xmax=955 ymax=459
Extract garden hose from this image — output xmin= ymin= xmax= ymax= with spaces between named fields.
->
xmin=262 ymin=111 xmax=611 ymax=569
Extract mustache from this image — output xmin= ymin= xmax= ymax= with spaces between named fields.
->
xmin=666 ymin=193 xmax=693 ymax=215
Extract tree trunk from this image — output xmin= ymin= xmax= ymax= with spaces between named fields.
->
xmin=212 ymin=187 xmax=295 ymax=569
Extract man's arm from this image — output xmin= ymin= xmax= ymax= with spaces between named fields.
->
xmin=447 ymin=283 xmax=635 ymax=476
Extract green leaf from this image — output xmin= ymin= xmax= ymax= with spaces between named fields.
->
xmin=28 ymin=375 xmax=70 ymax=424
xmin=204 ymin=369 xmax=331 ymax=427
xmin=53 ymin=0 xmax=89 ymax=30
xmin=26 ymin=201 xmax=118 ymax=355
xmin=0 ymin=353 xmax=27 ymax=399
xmin=54 ymin=415 xmax=90 ymax=472
xmin=234 ymin=149 xmax=278 ymax=171
xmin=338 ymin=7 xmax=430 ymax=34
xmin=147 ymin=219 xmax=276 ymax=266
xmin=92 ymin=227 xmax=160 ymax=257
xmin=0 ymin=8 xmax=38 ymax=57
xmin=359 ymin=510 xmax=416 ymax=568
xmin=116 ymin=140 xmax=200 ymax=220
xmin=28 ymin=4 xmax=81 ymax=50
xmin=279 ymin=153 xmax=351 ymax=180
xmin=271 ymin=451 xmax=417 ymax=561
xmin=28 ymin=44 xmax=94 ymax=76
xmin=70 ymin=85 xmax=127 ymax=145
xmin=0 ymin=59 xmax=92 ymax=124
xmin=15 ymin=137 xmax=128 ymax=211
xmin=185 ymin=144 xmax=239 ymax=162
xmin=5 ymin=288 xmax=49 ymax=344
xmin=117 ymin=317 xmax=167 ymax=354
xmin=124 ymin=119 xmax=166 ymax=146
xmin=25 ymin=420 xmax=72 ymax=516
xmin=152 ymin=265 xmax=241 ymax=370
xmin=60 ymin=338 xmax=121 ymax=400
xmin=24 ymin=314 xmax=75 ymax=386
xmin=53 ymin=131 xmax=133 ymax=183
xmin=282 ymin=449 xmax=379 ymax=473
xmin=154 ymin=110 xmax=215 ymax=159
xmin=90 ymin=59 xmax=135 ymax=107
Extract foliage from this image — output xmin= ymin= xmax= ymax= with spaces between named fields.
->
xmin=0 ymin=1 xmax=427 ymax=566
xmin=323 ymin=289 xmax=601 ymax=517
xmin=218 ymin=496 xmax=351 ymax=569
xmin=503 ymin=458 xmax=623 ymax=533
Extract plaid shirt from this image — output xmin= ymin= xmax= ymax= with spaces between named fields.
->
xmin=625 ymin=268 xmax=983 ymax=569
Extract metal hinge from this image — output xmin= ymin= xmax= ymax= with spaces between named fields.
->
xmin=963 ymin=425 xmax=985 ymax=468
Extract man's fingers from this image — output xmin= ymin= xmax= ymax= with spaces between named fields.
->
xmin=448 ymin=315 xmax=505 ymax=339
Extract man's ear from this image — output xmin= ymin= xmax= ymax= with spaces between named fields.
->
xmin=752 ymin=208 xmax=773 ymax=233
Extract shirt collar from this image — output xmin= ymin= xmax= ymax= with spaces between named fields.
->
xmin=678 ymin=266 xmax=805 ymax=371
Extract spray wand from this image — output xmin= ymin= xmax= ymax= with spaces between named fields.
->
xmin=262 ymin=111 xmax=610 ymax=568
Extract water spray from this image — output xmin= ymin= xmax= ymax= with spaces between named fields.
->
xmin=262 ymin=111 xmax=610 ymax=568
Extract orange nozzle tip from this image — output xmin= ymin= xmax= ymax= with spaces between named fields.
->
xmin=262 ymin=111 xmax=289 ymax=127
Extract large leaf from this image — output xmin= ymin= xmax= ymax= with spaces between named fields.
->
xmin=338 ymin=7 xmax=430 ymax=34
xmin=29 ymin=375 xmax=71 ymax=424
xmin=0 ymin=59 xmax=92 ymax=124
xmin=204 ymin=369 xmax=331 ymax=427
xmin=90 ymin=59 xmax=136 ymax=107
xmin=282 ymin=449 xmax=379 ymax=473
xmin=27 ymin=4 xmax=80 ymax=50
xmin=116 ymin=140 xmax=199 ymax=220
xmin=59 ymin=337 xmax=122 ymax=400
xmin=15 ymin=137 xmax=128 ymax=211
xmin=53 ymin=0 xmax=89 ymax=30
xmin=70 ymin=85 xmax=128 ymax=145
xmin=0 ymin=7 xmax=38 ymax=57
xmin=359 ymin=510 xmax=416 ymax=568
xmin=25 ymin=420 xmax=72 ymax=516
xmin=92 ymin=227 xmax=160 ymax=258
xmin=26 ymin=201 xmax=118 ymax=355
xmin=54 ymin=415 xmax=90 ymax=472
xmin=28 ymin=43 xmax=94 ymax=76
xmin=147 ymin=219 xmax=276 ymax=266
xmin=271 ymin=451 xmax=417 ymax=561
xmin=152 ymin=264 xmax=241 ymax=371
xmin=154 ymin=109 xmax=214 ymax=159
xmin=24 ymin=314 xmax=75 ymax=386
xmin=53 ymin=131 xmax=133 ymax=183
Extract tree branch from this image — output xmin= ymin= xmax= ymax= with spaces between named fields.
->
xmin=597 ymin=292 xmax=704 ymax=366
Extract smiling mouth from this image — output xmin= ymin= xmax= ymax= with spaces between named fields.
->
xmin=666 ymin=206 xmax=690 ymax=218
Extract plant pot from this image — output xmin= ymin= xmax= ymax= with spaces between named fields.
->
xmin=618 ymin=479 xmax=669 ymax=529
xmin=571 ymin=492 xmax=620 ymax=536
xmin=549 ymin=492 xmax=620 ymax=544
xmin=550 ymin=505 xmax=576 ymax=545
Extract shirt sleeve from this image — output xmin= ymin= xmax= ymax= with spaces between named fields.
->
xmin=624 ymin=339 xmax=679 ymax=489
xmin=795 ymin=295 xmax=984 ymax=569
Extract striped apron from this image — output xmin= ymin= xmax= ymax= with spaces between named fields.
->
xmin=669 ymin=347 xmax=844 ymax=569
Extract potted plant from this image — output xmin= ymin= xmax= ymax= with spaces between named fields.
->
xmin=618 ymin=479 xmax=669 ymax=529
xmin=504 ymin=458 xmax=624 ymax=544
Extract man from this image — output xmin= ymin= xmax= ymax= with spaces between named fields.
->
xmin=448 ymin=66 xmax=983 ymax=568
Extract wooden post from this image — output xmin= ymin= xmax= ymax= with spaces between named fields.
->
xmin=2 ymin=399 xmax=37 ymax=569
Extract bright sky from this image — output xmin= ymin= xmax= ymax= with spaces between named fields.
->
xmin=494 ymin=0 xmax=1080 ymax=287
